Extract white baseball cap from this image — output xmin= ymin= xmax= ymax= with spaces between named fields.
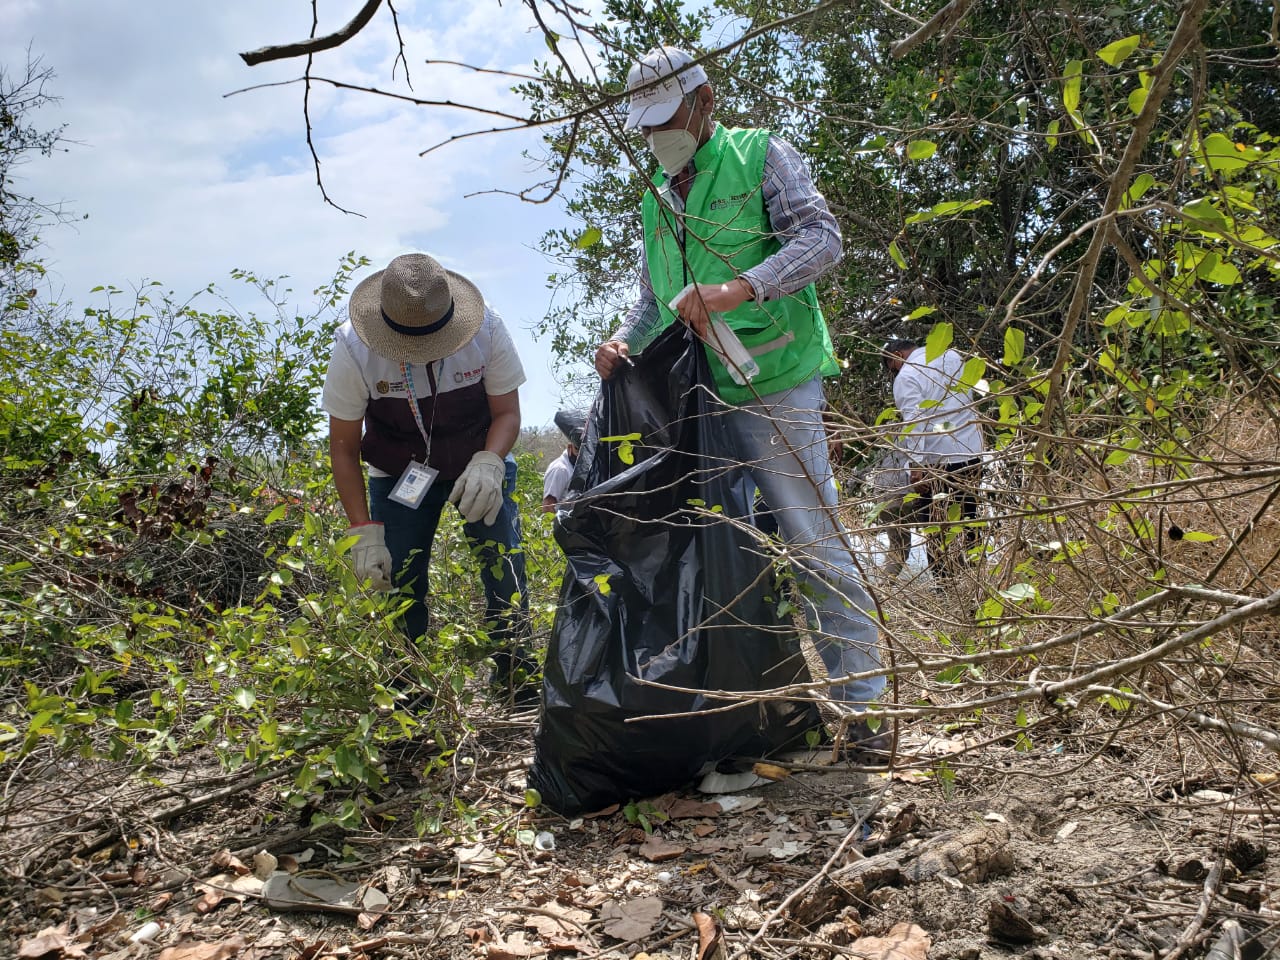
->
xmin=624 ymin=46 xmax=709 ymax=131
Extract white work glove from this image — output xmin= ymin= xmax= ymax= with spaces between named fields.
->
xmin=346 ymin=522 xmax=392 ymax=591
xmin=448 ymin=451 xmax=506 ymax=526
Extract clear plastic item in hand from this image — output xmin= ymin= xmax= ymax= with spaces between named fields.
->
xmin=668 ymin=284 xmax=760 ymax=386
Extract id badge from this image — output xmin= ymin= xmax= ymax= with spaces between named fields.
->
xmin=388 ymin=461 xmax=438 ymax=509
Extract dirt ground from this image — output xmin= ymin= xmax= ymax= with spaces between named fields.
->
xmin=5 ymin=688 xmax=1278 ymax=960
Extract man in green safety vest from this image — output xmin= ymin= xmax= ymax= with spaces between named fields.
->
xmin=595 ymin=46 xmax=890 ymax=756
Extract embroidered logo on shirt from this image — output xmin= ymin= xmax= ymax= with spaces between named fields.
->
xmin=375 ymin=380 xmax=407 ymax=395
xmin=453 ymin=366 xmax=485 ymax=385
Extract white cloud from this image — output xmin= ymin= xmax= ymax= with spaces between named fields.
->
xmin=2 ymin=0 xmax=587 ymax=428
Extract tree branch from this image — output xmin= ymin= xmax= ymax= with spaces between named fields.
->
xmin=1034 ymin=0 xmax=1211 ymax=461
xmin=890 ymin=0 xmax=976 ymax=60
xmin=239 ymin=0 xmax=383 ymax=66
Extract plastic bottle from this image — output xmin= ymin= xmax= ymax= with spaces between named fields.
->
xmin=668 ymin=284 xmax=760 ymax=386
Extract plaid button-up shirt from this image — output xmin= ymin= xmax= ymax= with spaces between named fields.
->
xmin=615 ymin=125 xmax=843 ymax=352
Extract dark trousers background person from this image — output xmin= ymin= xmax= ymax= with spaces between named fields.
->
xmin=899 ymin=458 xmax=984 ymax=582
xmin=876 ymin=494 xmax=915 ymax=581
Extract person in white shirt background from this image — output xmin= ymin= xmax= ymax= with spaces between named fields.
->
xmin=883 ymin=337 xmax=987 ymax=584
xmin=542 ymin=409 xmax=586 ymax=514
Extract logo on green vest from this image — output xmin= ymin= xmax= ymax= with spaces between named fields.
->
xmin=709 ymin=191 xmax=754 ymax=211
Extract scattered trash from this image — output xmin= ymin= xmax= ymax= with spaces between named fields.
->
xmin=712 ymin=795 xmax=763 ymax=813
xmin=128 ymin=920 xmax=162 ymax=943
xmin=261 ymin=871 xmax=389 ymax=916
xmin=456 ymin=843 xmax=505 ymax=874
xmin=697 ymin=770 xmax=765 ymax=794
xmin=534 ymin=831 xmax=556 ymax=852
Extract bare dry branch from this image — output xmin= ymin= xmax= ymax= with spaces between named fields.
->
xmin=890 ymin=0 xmax=977 ymax=59
xmin=239 ymin=0 xmax=383 ymax=66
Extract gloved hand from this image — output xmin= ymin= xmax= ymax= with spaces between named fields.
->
xmin=448 ymin=450 xmax=506 ymax=526
xmin=346 ymin=522 xmax=392 ymax=591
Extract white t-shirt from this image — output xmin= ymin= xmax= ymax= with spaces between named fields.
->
xmin=892 ymin=347 xmax=985 ymax=466
xmin=543 ymin=450 xmax=576 ymax=503
xmin=322 ymin=304 xmax=526 ymax=477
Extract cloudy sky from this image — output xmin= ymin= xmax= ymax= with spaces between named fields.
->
xmin=1 ymin=0 xmax=609 ymax=430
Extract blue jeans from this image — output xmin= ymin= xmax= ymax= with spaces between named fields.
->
xmin=716 ymin=375 xmax=884 ymax=705
xmin=369 ymin=457 xmax=530 ymax=670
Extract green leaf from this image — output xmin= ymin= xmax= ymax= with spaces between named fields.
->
xmin=924 ymin=322 xmax=953 ymax=362
xmin=1002 ymin=327 xmax=1025 ymax=365
xmin=1197 ymin=255 xmax=1242 ymax=285
xmin=264 ymin=504 xmax=287 ymax=525
xmin=600 ymin=432 xmax=641 ymax=466
xmin=1123 ymin=173 xmax=1155 ymax=208
xmin=1062 ymin=59 xmax=1082 ymax=114
xmin=1096 ymin=34 xmax=1140 ymax=67
xmin=234 ymin=687 xmax=256 ymax=710
xmin=524 ymin=788 xmax=542 ymax=808
xmin=959 ymin=357 xmax=987 ymax=391
xmin=906 ymin=139 xmax=937 ymax=161
xmin=904 ymin=198 xmax=992 ymax=226
xmin=999 ymin=583 xmax=1037 ymax=602
xmin=574 ymin=227 xmax=602 ymax=250
xmin=1046 ymin=119 xmax=1060 ymax=150
xmin=1127 ymin=73 xmax=1150 ymax=116
xmin=1181 ymin=197 xmax=1229 ymax=231
xmin=907 ymin=305 xmax=937 ymax=320
xmin=888 ymin=238 xmax=907 ymax=270
xmin=1180 ymin=531 xmax=1218 ymax=542
xmin=1200 ymin=133 xmax=1255 ymax=173
xmin=593 ymin=574 xmax=611 ymax=596
xmin=334 ymin=744 xmax=363 ymax=781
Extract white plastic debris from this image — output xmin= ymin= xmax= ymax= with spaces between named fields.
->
xmin=697 ymin=770 xmax=765 ymax=794
xmin=534 ymin=831 xmax=556 ymax=852
xmin=128 ymin=921 xmax=162 ymax=943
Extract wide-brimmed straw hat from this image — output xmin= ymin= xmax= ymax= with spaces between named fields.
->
xmin=348 ymin=253 xmax=485 ymax=363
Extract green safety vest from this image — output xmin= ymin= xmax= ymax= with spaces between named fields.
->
xmin=642 ymin=124 xmax=838 ymax=403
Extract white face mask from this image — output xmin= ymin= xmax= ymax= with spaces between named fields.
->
xmin=644 ymin=104 xmax=700 ymax=176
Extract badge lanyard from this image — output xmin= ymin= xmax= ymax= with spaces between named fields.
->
xmin=400 ymin=359 xmax=439 ymax=462
xmin=387 ymin=360 xmax=441 ymax=509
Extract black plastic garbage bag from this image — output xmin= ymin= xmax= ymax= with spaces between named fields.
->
xmin=527 ymin=325 xmax=821 ymax=814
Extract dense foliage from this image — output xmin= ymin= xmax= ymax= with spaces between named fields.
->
xmin=0 ymin=247 xmax=570 ymax=828
xmin=3 ymin=0 xmax=1279 ymax=833
xmin=527 ymin=0 xmax=1280 ymax=427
